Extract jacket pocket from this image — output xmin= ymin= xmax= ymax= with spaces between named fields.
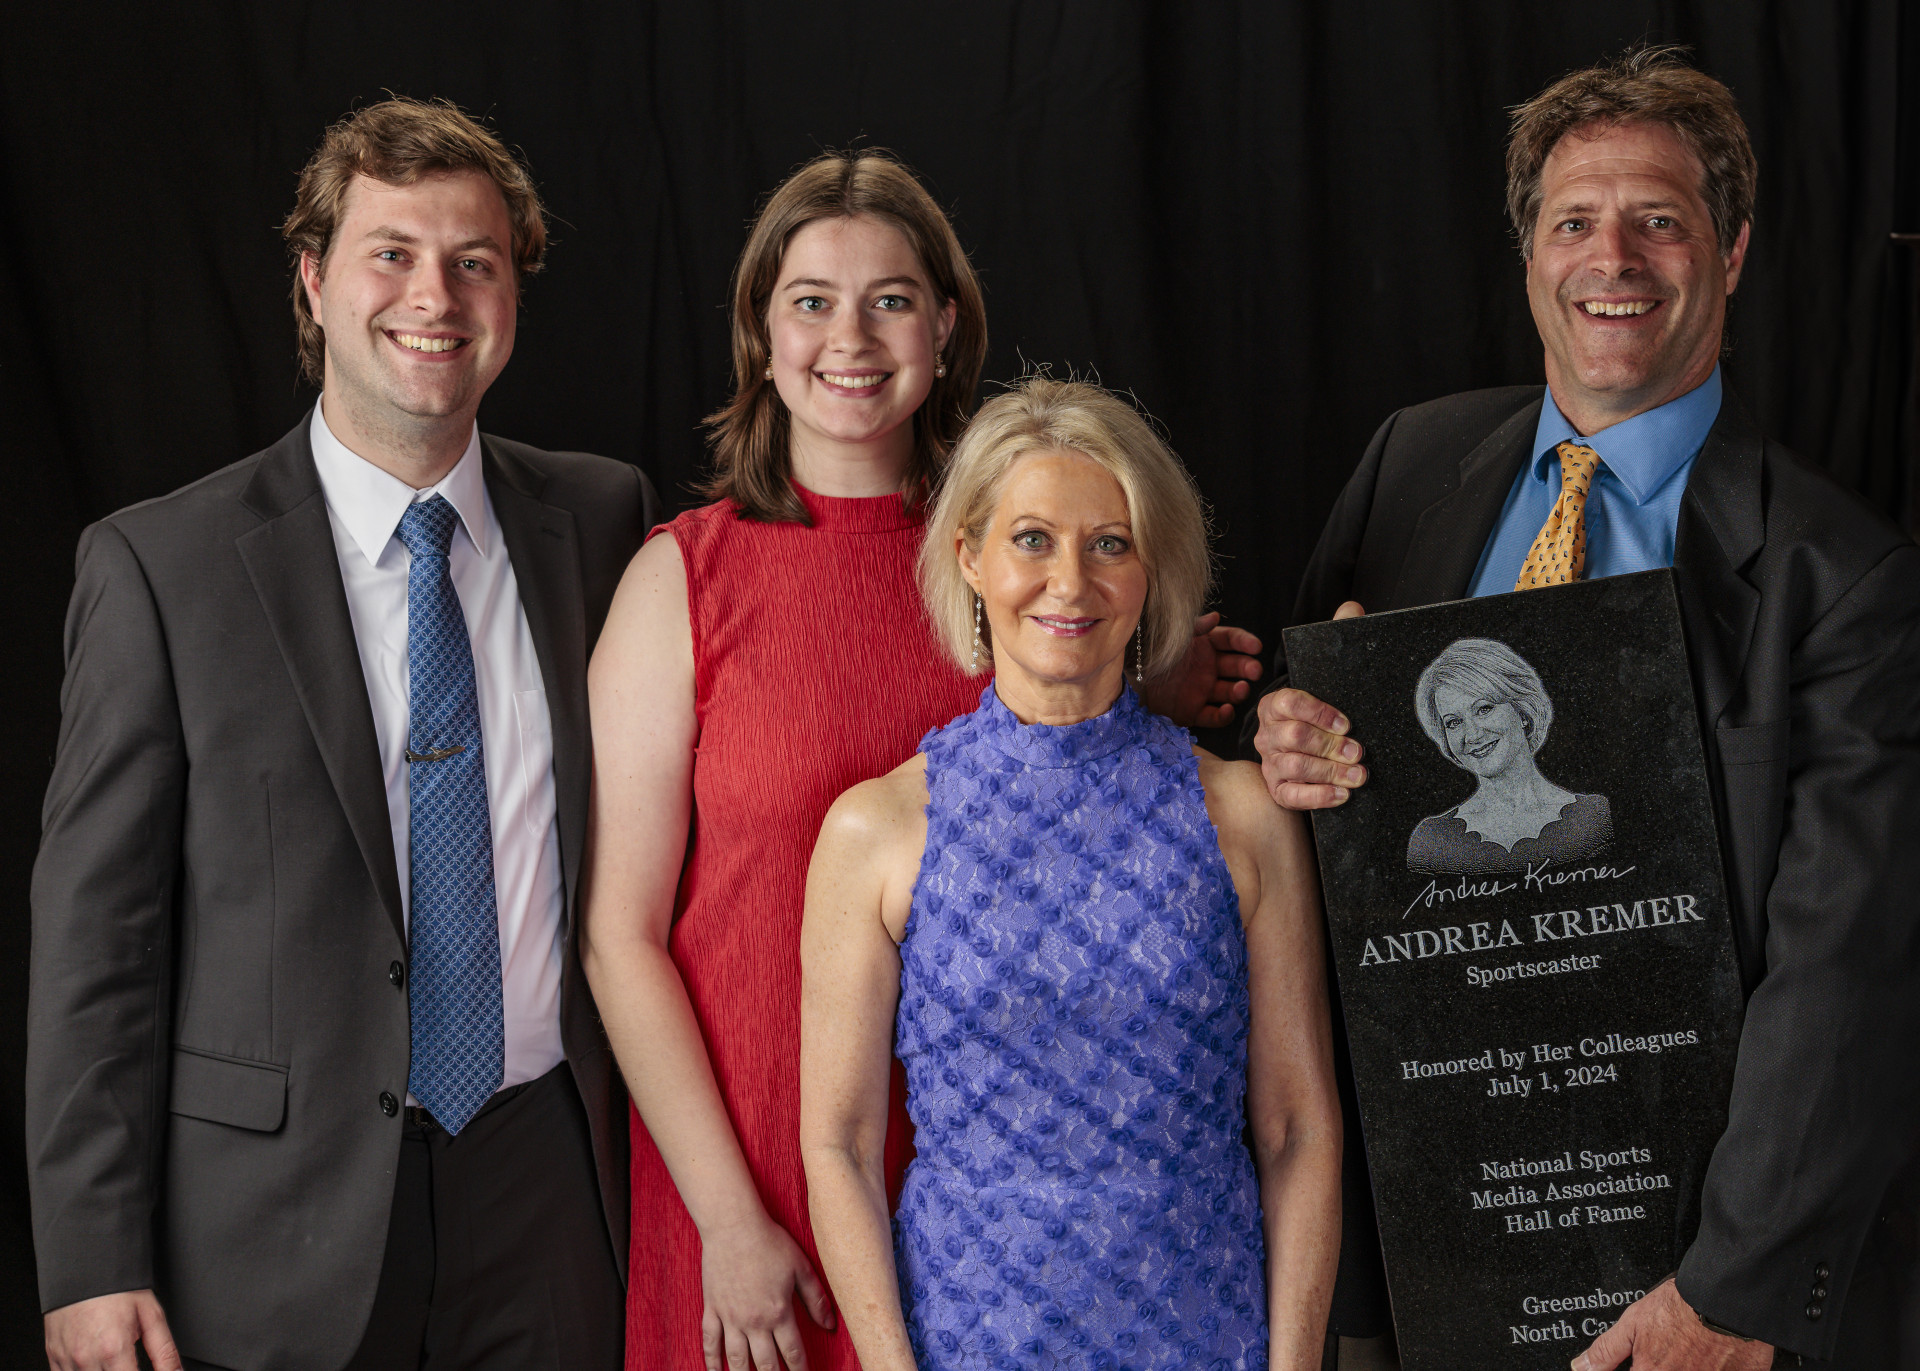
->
xmin=168 ymin=1047 xmax=288 ymax=1132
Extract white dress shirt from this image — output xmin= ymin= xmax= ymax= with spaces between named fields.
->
xmin=310 ymin=402 xmax=566 ymax=1093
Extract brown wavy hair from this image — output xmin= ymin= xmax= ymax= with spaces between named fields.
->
xmin=282 ymin=96 xmax=549 ymax=387
xmin=702 ymin=150 xmax=988 ymax=523
xmin=1506 ymin=45 xmax=1756 ymax=260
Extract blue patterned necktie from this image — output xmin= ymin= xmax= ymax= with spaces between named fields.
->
xmin=398 ymin=495 xmax=503 ymax=1136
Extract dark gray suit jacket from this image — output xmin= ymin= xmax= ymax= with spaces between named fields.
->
xmin=27 ymin=417 xmax=656 ymax=1371
xmin=1259 ymin=386 xmax=1920 ymax=1362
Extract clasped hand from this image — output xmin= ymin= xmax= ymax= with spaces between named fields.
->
xmin=701 ymin=1209 xmax=835 ymax=1371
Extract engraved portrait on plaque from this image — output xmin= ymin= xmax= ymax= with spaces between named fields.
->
xmin=1283 ymin=570 xmax=1745 ymax=1370
xmin=1406 ymin=639 xmax=1613 ymax=877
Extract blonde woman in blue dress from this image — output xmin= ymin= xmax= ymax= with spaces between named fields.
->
xmin=799 ymin=377 xmax=1341 ymax=1371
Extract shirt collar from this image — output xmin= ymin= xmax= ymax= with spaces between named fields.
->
xmin=309 ymin=400 xmax=488 ymax=566
xmin=1531 ymin=364 xmax=1722 ymax=505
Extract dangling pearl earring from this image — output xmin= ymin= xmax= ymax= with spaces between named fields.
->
xmin=1134 ymin=619 xmax=1145 ymax=685
xmin=934 ymin=353 xmax=947 ymax=379
xmin=971 ymin=593 xmax=984 ymax=671
xmin=763 ymin=362 xmax=773 ymax=380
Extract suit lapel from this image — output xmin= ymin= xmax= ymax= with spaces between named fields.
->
xmin=1391 ymin=395 xmax=1541 ymax=608
xmin=484 ymin=438 xmax=590 ymax=914
xmin=1672 ymin=392 xmax=1764 ymax=729
xmin=236 ymin=419 xmax=406 ymax=943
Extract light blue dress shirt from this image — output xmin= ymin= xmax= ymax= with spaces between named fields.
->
xmin=1465 ymin=366 xmax=1723 ymax=598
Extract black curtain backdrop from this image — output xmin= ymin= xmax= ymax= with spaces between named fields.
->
xmin=1 ymin=1 xmax=1910 ymax=1351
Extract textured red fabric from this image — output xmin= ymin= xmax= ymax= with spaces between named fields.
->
xmin=625 ymin=487 xmax=983 ymax=1369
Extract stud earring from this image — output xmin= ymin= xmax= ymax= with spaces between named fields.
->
xmin=971 ymin=593 xmax=984 ymax=671
xmin=934 ymin=353 xmax=947 ymax=379
xmin=1134 ymin=619 xmax=1145 ymax=685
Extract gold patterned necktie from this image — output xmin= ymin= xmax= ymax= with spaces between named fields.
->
xmin=1515 ymin=440 xmax=1602 ymax=590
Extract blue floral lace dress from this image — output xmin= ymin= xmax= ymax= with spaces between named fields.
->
xmin=893 ymin=684 xmax=1268 ymax=1370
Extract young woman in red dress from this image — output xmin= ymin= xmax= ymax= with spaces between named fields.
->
xmin=581 ymin=152 xmax=1262 ymax=1371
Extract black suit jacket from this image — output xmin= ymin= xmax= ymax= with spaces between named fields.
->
xmin=26 ymin=417 xmax=655 ymax=1371
xmin=1264 ymin=386 xmax=1920 ymax=1360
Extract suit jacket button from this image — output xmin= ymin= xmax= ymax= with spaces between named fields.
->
xmin=1806 ymin=1303 xmax=1823 ymax=1321
xmin=1814 ymin=1263 xmax=1830 ymax=1280
xmin=379 ymin=1091 xmax=398 ymax=1117
xmin=1811 ymin=1285 xmax=1826 ymax=1300
xmin=389 ymin=961 xmax=406 ymax=987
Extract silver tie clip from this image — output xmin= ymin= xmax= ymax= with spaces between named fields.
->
xmin=405 ymin=744 xmax=467 ymax=763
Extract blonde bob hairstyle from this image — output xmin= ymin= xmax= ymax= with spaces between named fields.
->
xmin=918 ymin=376 xmax=1212 ymax=683
xmin=1415 ymin=638 xmax=1554 ymax=765
xmin=702 ymin=149 xmax=988 ymax=523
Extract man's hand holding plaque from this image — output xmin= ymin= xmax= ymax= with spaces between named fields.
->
xmin=1572 ymin=1280 xmax=1772 ymax=1371
xmin=1255 ymin=600 xmax=1368 ymax=810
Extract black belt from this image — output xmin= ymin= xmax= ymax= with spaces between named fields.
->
xmin=403 ymin=1070 xmax=547 ymax=1133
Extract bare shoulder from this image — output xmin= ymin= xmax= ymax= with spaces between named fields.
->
xmin=811 ymin=755 xmax=931 ymax=942
xmin=622 ymin=525 xmax=684 ymax=587
xmin=592 ymin=529 xmax=690 ymax=699
xmin=598 ymin=529 xmax=685 ymax=638
xmin=1194 ymin=747 xmax=1288 ymax=842
xmin=1193 ymin=747 xmax=1319 ymax=933
xmin=817 ymin=754 xmax=930 ymax=855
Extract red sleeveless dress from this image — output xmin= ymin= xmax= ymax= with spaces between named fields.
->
xmin=625 ymin=487 xmax=983 ymax=1369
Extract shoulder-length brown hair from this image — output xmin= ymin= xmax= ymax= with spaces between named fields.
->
xmin=702 ymin=150 xmax=987 ymax=523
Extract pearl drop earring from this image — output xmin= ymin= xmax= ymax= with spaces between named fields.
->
xmin=971 ymin=593 xmax=984 ymax=671
xmin=1134 ymin=620 xmax=1145 ymax=685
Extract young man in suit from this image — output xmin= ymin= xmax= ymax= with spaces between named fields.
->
xmin=29 ymin=98 xmax=656 ymax=1370
xmin=1254 ymin=49 xmax=1919 ymax=1371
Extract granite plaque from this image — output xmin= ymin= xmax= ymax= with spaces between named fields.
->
xmin=1283 ymin=570 xmax=1744 ymax=1369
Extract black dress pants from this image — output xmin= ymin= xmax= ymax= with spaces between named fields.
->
xmin=190 ymin=1062 xmax=622 ymax=1371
